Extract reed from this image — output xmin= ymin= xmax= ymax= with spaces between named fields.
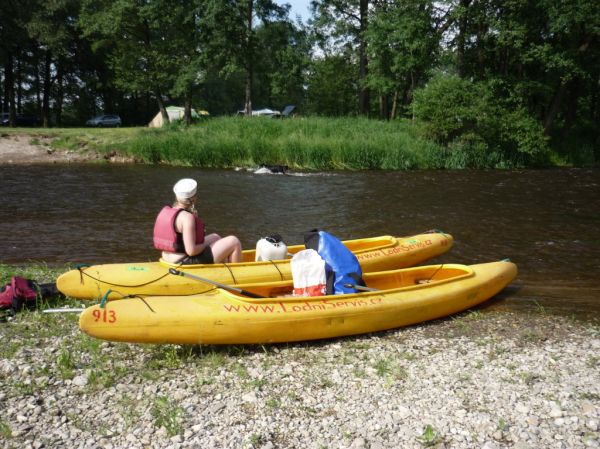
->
xmin=122 ymin=117 xmax=444 ymax=170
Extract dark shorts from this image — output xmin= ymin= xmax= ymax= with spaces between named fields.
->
xmin=180 ymin=247 xmax=214 ymax=265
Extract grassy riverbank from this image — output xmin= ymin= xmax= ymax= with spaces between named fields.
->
xmin=1 ymin=116 xmax=561 ymax=169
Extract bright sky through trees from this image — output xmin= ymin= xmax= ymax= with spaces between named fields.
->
xmin=275 ymin=0 xmax=311 ymax=22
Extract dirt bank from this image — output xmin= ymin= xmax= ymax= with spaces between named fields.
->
xmin=0 ymin=134 xmax=95 ymax=164
xmin=0 ymin=134 xmax=134 ymax=164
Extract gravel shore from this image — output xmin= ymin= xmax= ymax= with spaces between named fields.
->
xmin=1 ymin=309 xmax=599 ymax=449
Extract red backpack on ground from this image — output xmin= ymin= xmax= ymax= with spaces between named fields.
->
xmin=0 ymin=276 xmax=39 ymax=311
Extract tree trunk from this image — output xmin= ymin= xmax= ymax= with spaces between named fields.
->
xmin=146 ymin=90 xmax=151 ymax=124
xmin=35 ymin=62 xmax=42 ymax=119
xmin=55 ymin=58 xmax=64 ymax=127
xmin=244 ymin=0 xmax=254 ymax=116
xmin=0 ymin=68 xmax=3 ymax=111
xmin=456 ymin=0 xmax=471 ymax=78
xmin=156 ymin=89 xmax=169 ymax=124
xmin=563 ymin=84 xmax=579 ymax=135
xmin=5 ymin=53 xmax=16 ymax=126
xmin=543 ymin=82 xmax=567 ymax=135
xmin=16 ymin=57 xmax=22 ymax=114
xmin=358 ymin=0 xmax=369 ymax=115
xmin=400 ymin=86 xmax=413 ymax=120
xmin=379 ymin=94 xmax=389 ymax=120
xmin=42 ymin=50 xmax=52 ymax=128
xmin=391 ymin=90 xmax=399 ymax=120
xmin=184 ymin=90 xmax=193 ymax=125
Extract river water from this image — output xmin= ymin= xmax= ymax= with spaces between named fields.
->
xmin=1 ymin=165 xmax=599 ymax=318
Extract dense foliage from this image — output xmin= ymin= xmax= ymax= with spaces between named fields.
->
xmin=1 ymin=0 xmax=598 ymax=167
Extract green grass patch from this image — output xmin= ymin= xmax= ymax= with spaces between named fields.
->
xmin=150 ymin=396 xmax=184 ymax=437
xmin=416 ymin=424 xmax=443 ymax=447
xmin=0 ymin=420 xmax=12 ymax=439
xmin=56 ymin=348 xmax=75 ymax=379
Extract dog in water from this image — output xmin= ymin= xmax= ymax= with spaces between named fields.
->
xmin=255 ymin=164 xmax=289 ymax=174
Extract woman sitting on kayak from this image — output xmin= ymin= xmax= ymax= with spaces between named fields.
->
xmin=153 ymin=178 xmax=242 ymax=264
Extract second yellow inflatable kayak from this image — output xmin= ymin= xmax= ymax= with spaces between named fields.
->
xmin=57 ymin=232 xmax=453 ymax=300
xmin=78 ymin=260 xmax=517 ymax=345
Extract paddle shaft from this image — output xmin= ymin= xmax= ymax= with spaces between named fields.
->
xmin=343 ymin=283 xmax=379 ymax=292
xmin=168 ymin=268 xmax=264 ymax=299
xmin=43 ymin=308 xmax=85 ymax=313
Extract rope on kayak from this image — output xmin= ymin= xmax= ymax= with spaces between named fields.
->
xmin=130 ymin=295 xmax=156 ymax=313
xmin=76 ymin=268 xmax=172 ymax=288
xmin=76 ymin=257 xmax=189 ymax=288
xmin=268 ymin=260 xmax=285 ymax=280
xmin=74 ymin=264 xmax=91 ymax=284
xmin=99 ymin=289 xmax=111 ymax=309
xmin=222 ymin=262 xmax=237 ymax=285
xmin=136 ymin=286 xmax=217 ymax=297
xmin=414 ymin=264 xmax=445 ymax=285
xmin=97 ymin=286 xmax=218 ymax=309
xmin=100 ymin=294 xmax=157 ymax=313
xmin=428 ymin=264 xmax=444 ymax=281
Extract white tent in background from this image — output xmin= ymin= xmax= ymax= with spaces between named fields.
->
xmin=148 ymin=106 xmax=209 ymax=127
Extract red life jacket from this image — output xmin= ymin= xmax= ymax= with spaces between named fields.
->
xmin=0 ymin=276 xmax=38 ymax=310
xmin=153 ymin=206 xmax=205 ymax=253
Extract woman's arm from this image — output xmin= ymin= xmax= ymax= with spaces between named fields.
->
xmin=180 ymin=212 xmax=205 ymax=256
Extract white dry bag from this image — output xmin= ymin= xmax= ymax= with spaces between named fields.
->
xmin=255 ymin=235 xmax=288 ymax=261
xmin=291 ymin=249 xmax=327 ymax=297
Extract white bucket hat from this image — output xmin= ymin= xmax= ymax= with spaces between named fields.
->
xmin=173 ymin=178 xmax=197 ymax=199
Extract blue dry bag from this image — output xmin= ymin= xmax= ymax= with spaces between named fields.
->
xmin=304 ymin=229 xmax=364 ymax=294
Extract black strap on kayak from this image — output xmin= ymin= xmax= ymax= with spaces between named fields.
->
xmin=125 ymin=285 xmax=218 ymax=298
xmin=75 ymin=264 xmax=91 ymax=284
xmin=134 ymin=295 xmax=156 ymax=313
xmin=415 ymin=264 xmax=444 ymax=285
xmin=74 ymin=258 xmax=286 ymax=291
xmin=222 ymin=262 xmax=237 ymax=285
xmin=265 ymin=259 xmax=285 ymax=280
xmin=76 ymin=268 xmax=172 ymax=288
xmin=75 ymin=258 xmax=188 ymax=289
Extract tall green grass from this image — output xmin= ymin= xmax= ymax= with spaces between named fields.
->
xmin=7 ymin=116 xmax=572 ymax=169
xmin=123 ymin=117 xmax=445 ymax=170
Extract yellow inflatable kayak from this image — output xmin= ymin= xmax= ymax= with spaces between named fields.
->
xmin=79 ymin=260 xmax=516 ymax=345
xmin=58 ymin=232 xmax=453 ymax=300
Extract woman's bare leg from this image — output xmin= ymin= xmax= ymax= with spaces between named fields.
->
xmin=204 ymin=233 xmax=221 ymax=246
xmin=210 ymin=235 xmax=242 ymax=263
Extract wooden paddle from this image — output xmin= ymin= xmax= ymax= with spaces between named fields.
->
xmin=168 ymin=268 xmax=265 ymax=299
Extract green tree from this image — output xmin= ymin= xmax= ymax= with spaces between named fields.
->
xmin=436 ymin=0 xmax=599 ymax=161
xmin=253 ymin=19 xmax=311 ymax=110
xmin=161 ymin=0 xmax=208 ymax=124
xmin=27 ymin=0 xmax=81 ymax=126
xmin=366 ymin=0 xmax=439 ymax=119
xmin=79 ymin=0 xmax=181 ymax=123
xmin=202 ymin=0 xmax=288 ymax=115
xmin=0 ymin=0 xmax=35 ymax=126
xmin=310 ymin=0 xmax=371 ymax=115
xmin=306 ymin=53 xmax=357 ymax=115
xmin=413 ymin=73 xmax=549 ymax=167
